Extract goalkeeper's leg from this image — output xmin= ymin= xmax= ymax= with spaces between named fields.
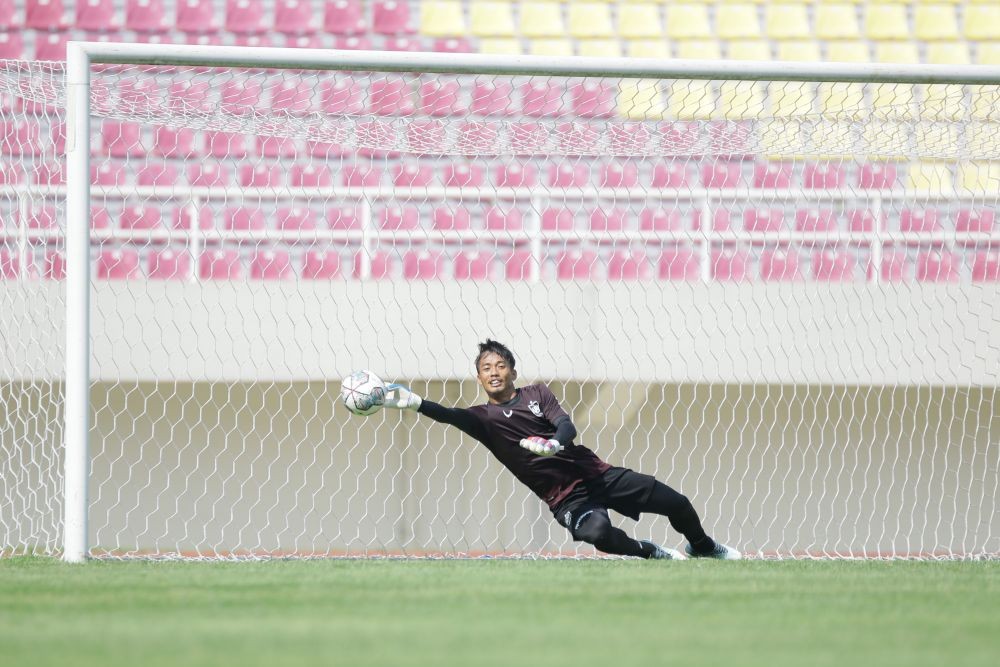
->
xmin=570 ymin=508 xmax=672 ymax=559
xmin=641 ymin=481 xmax=718 ymax=554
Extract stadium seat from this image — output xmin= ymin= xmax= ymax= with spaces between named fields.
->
xmin=494 ymin=163 xmax=537 ymax=188
xmin=651 ymin=162 xmax=688 ymax=188
xmin=373 ymin=0 xmax=412 ymax=34
xmin=657 ymin=245 xmax=699 ymax=281
xmin=926 ymin=43 xmax=971 ymax=66
xmin=567 ymin=2 xmax=613 ymax=39
xmin=250 ymin=249 xmax=293 ymax=280
xmin=858 ymin=162 xmax=897 ymax=189
xmin=378 ymin=206 xmax=420 ymax=231
xmin=76 ymin=0 xmax=119 ymax=30
xmin=470 ymin=1 xmax=515 ymax=37
xmin=91 ymin=206 xmax=111 ymax=230
xmin=33 ymin=163 xmax=65 ymax=185
xmin=676 ymin=39 xmax=722 ymax=61
xmin=880 ymin=250 xmax=910 ymax=282
xmin=505 ymin=249 xmax=535 ymax=280
xmin=972 ymin=251 xmax=1000 ymax=282
xmin=383 ymin=36 xmax=422 ymax=51
xmin=420 ymin=1 xmax=466 ymax=36
xmin=754 ymin=162 xmax=793 ymax=188
xmin=204 ymin=131 xmax=247 ymax=159
xmin=716 ymin=3 xmax=761 ymax=40
xmin=0 ymin=249 xmax=22 ymax=280
xmin=0 ymin=33 xmax=23 ymax=59
xmin=327 ymin=207 xmax=360 ymax=230
xmin=403 ymin=250 xmax=445 ymax=279
xmin=454 ymin=250 xmax=493 ymax=280
xmin=97 ymin=248 xmax=141 ymax=280
xmin=874 ymin=42 xmax=919 ymax=66
xmin=571 ymin=82 xmax=616 ymax=118
xmin=547 ymin=162 xmax=588 ymax=188
xmin=200 ymin=249 xmax=243 ymax=280
xmin=812 ymin=249 xmax=856 ymax=282
xmin=225 ymin=207 xmax=265 ymax=231
xmin=442 ymin=163 xmax=484 ymax=187
xmin=34 ymin=32 xmax=69 ymax=61
xmin=727 ymin=40 xmax=771 ymax=61
xmin=607 ymin=249 xmax=651 ymax=281
xmin=521 ymin=81 xmax=563 ymax=117
xmin=324 ymin=0 xmax=365 ymax=34
xmin=907 ymin=163 xmax=953 ymax=191
xmin=765 ymin=3 xmax=808 ymax=39
xmin=848 ymin=210 xmax=884 ymax=234
xmin=148 ymin=248 xmax=191 ymax=280
xmin=955 ymin=210 xmax=996 ymax=234
xmin=639 ymin=208 xmax=683 ymax=232
xmin=432 ymin=37 xmax=473 ymax=53
xmin=102 ymin=121 xmax=144 ymax=158
xmin=26 ymin=0 xmax=67 ymax=30
xmin=226 ymin=0 xmax=266 ymax=33
xmin=760 ymin=248 xmax=802 ymax=281
xmin=590 ymin=207 xmax=627 ymax=233
xmin=965 ymin=5 xmax=1000 ymax=40
xmin=665 ymin=4 xmax=711 ymax=40
xmin=221 ymin=80 xmax=263 ymax=114
xmin=777 ymin=41 xmax=821 ymax=63
xmin=257 ymin=136 xmax=297 ymax=158
xmin=432 ymin=206 xmax=471 ymax=232
xmin=419 ymin=80 xmax=462 ymax=116
xmin=277 ymin=207 xmax=317 ymax=233
xmin=485 ymin=206 xmax=523 ymax=231
xmin=44 ymin=250 xmax=65 ymax=280
xmin=744 ymin=208 xmax=784 ymax=232
xmin=270 ymin=78 xmax=314 ymax=115
xmin=320 ymin=79 xmax=364 ymax=114
xmin=666 ymin=80 xmax=712 ymax=121
xmin=914 ymin=4 xmax=959 ymax=41
xmin=341 ymin=164 xmax=382 ymax=187
xmin=302 ymin=250 xmax=341 ymax=279
xmin=711 ymin=248 xmax=750 ymax=282
xmin=405 ymin=120 xmax=444 ymax=153
xmin=594 ymin=160 xmax=636 ymax=190
xmin=239 ymin=164 xmax=282 ymax=188
xmin=619 ymin=3 xmax=662 ymax=39
xmin=470 ymin=81 xmax=514 ymax=116
xmin=392 ymin=162 xmax=434 ymax=187
xmin=176 ymin=0 xmax=220 ymax=33
xmin=815 ymin=4 xmax=860 ymax=40
xmin=916 ymin=250 xmax=960 ymax=282
xmin=899 ymin=209 xmax=941 ymax=234
xmin=168 ymin=80 xmax=210 ymax=113
xmin=1 ymin=121 xmax=41 ymax=156
xmin=369 ymin=77 xmax=415 ymax=115
xmin=701 ymin=162 xmax=742 ymax=189
xmin=826 ymin=41 xmax=869 ymax=64
xmin=608 ymin=123 xmax=651 ymax=155
xmin=520 ymin=2 xmax=565 ymax=38
xmin=0 ymin=0 xmax=16 ymax=29
xmin=153 ymin=128 xmax=195 ymax=158
xmin=333 ymin=36 xmax=371 ymax=50
xmin=556 ymin=122 xmax=599 ymax=154
xmin=353 ymin=250 xmax=393 ymax=280
xmin=508 ymin=123 xmax=547 ymax=155
xmin=274 ymin=0 xmax=320 ymax=34
xmin=23 ymin=205 xmax=57 ymax=230
xmin=120 ymin=205 xmax=161 ymax=231
xmin=626 ymin=40 xmax=669 ymax=59
xmin=865 ymin=4 xmax=909 ymax=40
xmin=556 ymin=249 xmax=598 ymax=281
xmin=541 ymin=208 xmax=575 ymax=231
xmin=795 ymin=209 xmax=838 ymax=232
xmin=803 ymin=162 xmax=846 ymax=189
xmin=958 ymin=162 xmax=1000 ymax=193
xmin=456 ymin=122 xmax=499 ymax=155
xmin=619 ymin=79 xmax=666 ymax=120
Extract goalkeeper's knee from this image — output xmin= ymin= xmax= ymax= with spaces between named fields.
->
xmin=571 ymin=509 xmax=613 ymax=546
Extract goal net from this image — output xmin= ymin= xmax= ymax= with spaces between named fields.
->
xmin=1 ymin=46 xmax=998 ymax=560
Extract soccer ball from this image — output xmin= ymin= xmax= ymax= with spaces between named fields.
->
xmin=340 ymin=370 xmax=387 ymax=416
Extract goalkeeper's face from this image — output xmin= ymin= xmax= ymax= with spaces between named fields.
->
xmin=477 ymin=352 xmax=517 ymax=403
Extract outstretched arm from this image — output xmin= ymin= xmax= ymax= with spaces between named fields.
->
xmin=383 ymin=384 xmax=489 ymax=444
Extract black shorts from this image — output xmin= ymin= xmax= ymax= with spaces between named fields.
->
xmin=553 ymin=467 xmax=657 ymax=534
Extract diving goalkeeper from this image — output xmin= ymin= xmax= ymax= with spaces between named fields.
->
xmin=381 ymin=339 xmax=740 ymax=560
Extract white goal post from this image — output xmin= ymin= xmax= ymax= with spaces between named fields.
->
xmin=13 ymin=42 xmax=997 ymax=561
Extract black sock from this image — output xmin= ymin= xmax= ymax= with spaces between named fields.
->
xmin=644 ymin=480 xmax=717 ymax=553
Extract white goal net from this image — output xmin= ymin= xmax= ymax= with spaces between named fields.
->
xmin=1 ymin=47 xmax=998 ymax=560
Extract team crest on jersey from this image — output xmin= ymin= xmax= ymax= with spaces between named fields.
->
xmin=528 ymin=400 xmax=543 ymax=418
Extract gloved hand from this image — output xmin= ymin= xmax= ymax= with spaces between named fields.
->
xmin=519 ymin=436 xmax=563 ymax=457
xmin=383 ymin=383 xmax=423 ymax=411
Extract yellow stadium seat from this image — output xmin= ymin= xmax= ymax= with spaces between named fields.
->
xmin=718 ymin=81 xmax=765 ymax=119
xmin=529 ymin=39 xmax=574 ymax=57
xmin=626 ymin=40 xmax=670 ymax=59
xmin=907 ymin=162 xmax=953 ymax=192
xmin=676 ymin=39 xmax=722 ymax=60
xmin=765 ymin=4 xmax=810 ymax=39
xmin=728 ymin=40 xmax=771 ymax=61
xmin=967 ymin=124 xmax=1000 ymax=158
xmin=925 ymin=42 xmax=970 ymax=65
xmin=568 ymin=3 xmax=614 ymax=39
xmin=969 ymin=86 xmax=999 ymax=121
xmin=809 ymin=121 xmax=853 ymax=160
xmin=520 ymin=2 xmax=566 ymax=38
xmin=758 ymin=120 xmax=806 ymax=160
xmin=864 ymin=5 xmax=910 ymax=40
xmin=874 ymin=42 xmax=920 ymax=64
xmin=871 ymin=83 xmax=917 ymax=120
xmin=579 ymin=39 xmax=623 ymax=58
xmin=862 ymin=122 xmax=909 ymax=160
xmin=777 ymin=41 xmax=821 ymax=62
xmin=923 ymin=85 xmax=966 ymax=120
xmin=619 ymin=3 xmax=663 ymax=39
xmin=716 ymin=4 xmax=761 ymax=40
xmin=668 ymin=80 xmax=715 ymax=120
xmin=914 ymin=4 xmax=959 ymax=41
xmin=815 ymin=4 xmax=861 ymax=40
xmin=958 ymin=163 xmax=1000 ymax=193
xmin=978 ymin=43 xmax=1000 ymax=66
xmin=820 ymin=82 xmax=865 ymax=118
xmin=479 ymin=38 xmax=523 ymax=55
xmin=964 ymin=6 xmax=1000 ymax=40
xmin=419 ymin=1 xmax=466 ymax=37
xmin=770 ymin=82 xmax=816 ymax=116
xmin=826 ymin=41 xmax=870 ymax=63
xmin=915 ymin=123 xmax=960 ymax=156
xmin=619 ymin=79 xmax=665 ymax=120
xmin=469 ymin=2 xmax=516 ymax=37
xmin=665 ymin=4 xmax=712 ymax=40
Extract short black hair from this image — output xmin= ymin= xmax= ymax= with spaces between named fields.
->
xmin=475 ymin=339 xmax=516 ymax=372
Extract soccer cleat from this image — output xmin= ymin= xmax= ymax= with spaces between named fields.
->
xmin=641 ymin=540 xmax=686 ymax=560
xmin=684 ymin=542 xmax=742 ymax=560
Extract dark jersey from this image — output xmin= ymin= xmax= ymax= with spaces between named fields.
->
xmin=417 ymin=384 xmax=611 ymax=509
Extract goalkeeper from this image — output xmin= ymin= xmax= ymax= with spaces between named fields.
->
xmin=382 ymin=339 xmax=740 ymax=560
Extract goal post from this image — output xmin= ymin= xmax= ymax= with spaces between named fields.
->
xmin=8 ymin=42 xmax=995 ymax=560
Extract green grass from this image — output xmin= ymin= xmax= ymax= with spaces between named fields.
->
xmin=1 ymin=557 xmax=998 ymax=667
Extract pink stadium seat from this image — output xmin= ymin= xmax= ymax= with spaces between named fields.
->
xmin=26 ymin=0 xmax=66 ymax=30
xmin=24 ymin=205 xmax=56 ymax=230
xmin=0 ymin=249 xmax=21 ymax=279
xmin=442 ymin=164 xmax=484 ymax=187
xmin=858 ymin=163 xmax=897 ymax=189
xmin=101 ymin=121 xmax=143 ymax=158
xmin=257 ymin=136 xmax=297 ymax=158
xmin=120 ymin=205 xmax=161 ymax=230
xmin=126 ymin=0 xmax=169 ymax=32
xmin=171 ymin=207 xmax=213 ymax=231
xmin=187 ymin=164 xmax=230 ymax=187
xmin=880 ymin=250 xmax=910 ymax=282
xmin=320 ymin=79 xmax=364 ymax=114
xmin=291 ymin=164 xmax=332 ymax=187
xmin=692 ymin=209 xmax=732 ymax=232
xmin=590 ymin=208 xmax=627 ymax=233
xmin=743 ymin=209 xmax=784 ymax=233
xmin=659 ymin=122 xmax=701 ymax=155
xmin=640 ymin=208 xmax=683 ymax=232
xmin=153 ymin=127 xmax=195 ymax=158
xmin=651 ymin=162 xmax=688 ymax=188
xmin=760 ymin=248 xmax=803 ymax=281
xmin=405 ymin=120 xmax=444 ymax=154
xmin=0 ymin=120 xmax=41 ymax=156
xmin=607 ymin=250 xmax=651 ymax=281
xmin=456 ymin=122 xmax=498 ymax=155
xmin=205 ymin=131 xmax=247 ymax=159
xmin=226 ymin=0 xmax=266 ymax=33
xmin=956 ymin=209 xmax=996 ymax=233
xmin=433 ymin=38 xmax=473 ymax=53
xmin=541 ymin=208 xmax=575 ymax=232
xmin=494 ymin=163 xmax=537 ymax=188
xmin=333 ymin=36 xmax=371 ymax=50
xmin=118 ymin=79 xmax=160 ymax=113
xmin=200 ymin=249 xmax=243 ymax=280
xmin=44 ymin=250 xmax=65 ymax=280
xmin=899 ymin=209 xmax=941 ymax=233
xmin=148 ymin=248 xmax=191 ymax=280
xmin=378 ymin=206 xmax=419 ymax=231
xmin=33 ymin=163 xmax=65 ymax=185
xmin=0 ymin=0 xmax=16 ymax=28
xmin=274 ymin=0 xmax=318 ymax=33
xmin=556 ymin=249 xmax=598 ymax=280
xmin=485 ymin=206 xmax=523 ymax=232
xmin=813 ymin=249 xmax=856 ymax=282
xmin=176 ymin=0 xmax=220 ymax=33
xmin=0 ymin=33 xmax=24 ymax=59
xmin=269 ymin=78 xmax=314 ymax=115
xmin=97 ymin=248 xmax=140 ymax=280
xmin=0 ymin=163 xmax=21 ymax=184
xmin=324 ymin=0 xmax=365 ymax=34
xmin=383 ymin=36 xmax=421 ymax=51
xmin=433 ymin=206 xmax=471 ymax=232
xmin=547 ymin=162 xmax=588 ymax=188
xmin=795 ymin=209 xmax=838 ymax=232
xmin=302 ymin=250 xmax=341 ymax=279
xmin=90 ymin=206 xmax=111 ymax=229
xmin=327 ymin=207 xmax=360 ymax=230
xmin=353 ymin=250 xmax=392 ymax=279
xmin=403 ymin=250 xmax=444 ymax=279
xmin=393 ymin=162 xmax=434 ymax=187
xmin=658 ymin=245 xmax=700 ymax=281
xmin=599 ymin=161 xmax=639 ymax=189
xmin=608 ymin=124 xmax=652 ymax=155
xmin=521 ymin=82 xmax=563 ymax=117
xmin=251 ymin=249 xmax=293 ymax=280
xmin=277 ymin=207 xmax=316 ymax=233
xmin=708 ymin=121 xmax=751 ymax=156
xmin=848 ymin=210 xmax=884 ymax=234
xmin=711 ymin=248 xmax=750 ymax=282
xmin=76 ymin=0 xmax=119 ymax=30
xmin=225 ymin=207 xmax=265 ymax=231
xmin=419 ymin=80 xmax=462 ymax=116
xmin=557 ymin=122 xmax=600 ymax=154
xmin=284 ymin=33 xmax=320 ymax=50
xmin=239 ymin=164 xmax=282 ymax=188
xmin=369 ymin=77 xmax=414 ymax=115
xmin=701 ymin=162 xmax=742 ymax=189
xmin=754 ymin=162 xmax=793 ymax=189
xmin=373 ymin=0 xmax=411 ymax=34
xmin=470 ymin=82 xmax=514 ymax=116
xmin=342 ymin=164 xmax=381 ymax=187
xmin=307 ymin=139 xmax=347 ymax=158
xmin=916 ymin=250 xmax=959 ymax=282
xmin=34 ymin=32 xmax=69 ymax=61
xmin=510 ymin=123 xmax=548 ymax=155
xmin=220 ymin=80 xmax=262 ymax=115
xmin=454 ymin=251 xmax=493 ymax=281
xmin=803 ymin=162 xmax=846 ymax=189
xmin=571 ymin=82 xmax=615 ymax=118
xmin=972 ymin=251 xmax=1000 ymax=282
xmin=505 ymin=249 xmax=534 ymax=281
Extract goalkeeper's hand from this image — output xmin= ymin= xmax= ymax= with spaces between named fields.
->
xmin=519 ymin=436 xmax=563 ymax=457
xmin=383 ymin=383 xmax=422 ymax=411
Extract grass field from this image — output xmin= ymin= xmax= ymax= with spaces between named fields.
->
xmin=1 ymin=557 xmax=997 ymax=667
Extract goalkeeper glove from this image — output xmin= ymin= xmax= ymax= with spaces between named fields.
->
xmin=383 ymin=383 xmax=422 ymax=411
xmin=519 ymin=436 xmax=563 ymax=457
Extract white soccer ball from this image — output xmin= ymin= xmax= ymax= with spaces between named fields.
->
xmin=340 ymin=370 xmax=387 ymax=416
